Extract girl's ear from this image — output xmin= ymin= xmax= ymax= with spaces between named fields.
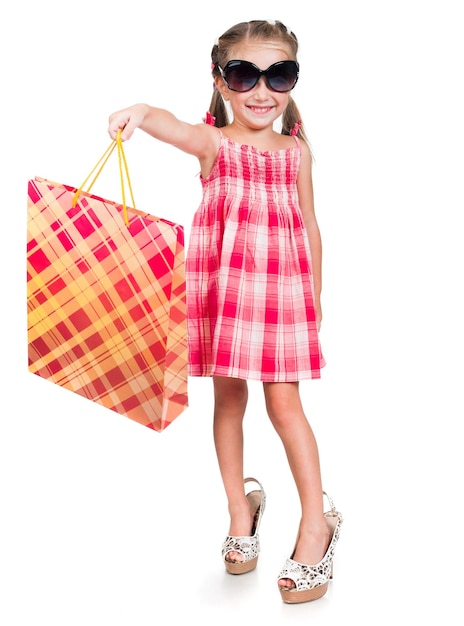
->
xmin=215 ymin=75 xmax=230 ymax=101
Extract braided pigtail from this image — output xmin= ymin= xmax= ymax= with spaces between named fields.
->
xmin=282 ymin=97 xmax=308 ymax=143
xmin=208 ymin=43 xmax=230 ymax=127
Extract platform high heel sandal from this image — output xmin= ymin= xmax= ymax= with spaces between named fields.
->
xmin=277 ymin=492 xmax=343 ymax=603
xmin=222 ymin=477 xmax=266 ymax=575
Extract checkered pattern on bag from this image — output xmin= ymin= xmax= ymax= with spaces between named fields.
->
xmin=27 ymin=177 xmax=188 ymax=431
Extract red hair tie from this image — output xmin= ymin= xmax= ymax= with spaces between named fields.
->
xmin=203 ymin=111 xmax=216 ymax=126
xmin=290 ymin=120 xmax=302 ymax=136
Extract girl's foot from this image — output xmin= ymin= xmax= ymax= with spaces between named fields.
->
xmin=225 ymin=503 xmax=255 ymax=563
xmin=277 ymin=523 xmax=330 ymax=589
xmin=277 ymin=494 xmax=343 ymax=603
xmin=222 ymin=478 xmax=266 ymax=574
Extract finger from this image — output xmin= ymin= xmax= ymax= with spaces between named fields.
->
xmin=108 ymin=114 xmax=131 ymax=140
xmin=119 ymin=125 xmax=134 ymax=141
xmin=107 ymin=123 xmax=122 ymax=140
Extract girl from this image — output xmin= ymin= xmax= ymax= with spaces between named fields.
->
xmin=108 ymin=19 xmax=342 ymax=604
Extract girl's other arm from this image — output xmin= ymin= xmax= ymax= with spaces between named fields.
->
xmin=297 ymin=140 xmax=323 ymax=330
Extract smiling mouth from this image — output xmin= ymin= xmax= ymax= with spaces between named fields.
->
xmin=247 ymin=106 xmax=274 ymax=114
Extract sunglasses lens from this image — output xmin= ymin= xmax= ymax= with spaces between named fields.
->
xmin=267 ymin=62 xmax=298 ymax=92
xmin=224 ymin=62 xmax=259 ymax=92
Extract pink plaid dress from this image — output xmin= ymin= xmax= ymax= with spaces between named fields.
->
xmin=186 ymin=130 xmax=325 ymax=382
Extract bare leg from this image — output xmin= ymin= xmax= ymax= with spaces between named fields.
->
xmin=263 ymin=382 xmax=330 ymax=589
xmin=213 ymin=376 xmax=252 ymax=562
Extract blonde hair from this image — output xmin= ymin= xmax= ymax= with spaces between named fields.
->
xmin=209 ymin=20 xmax=308 ymax=143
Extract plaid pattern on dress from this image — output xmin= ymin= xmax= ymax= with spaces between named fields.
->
xmin=27 ymin=177 xmax=188 ymax=431
xmin=186 ymin=133 xmax=325 ymax=382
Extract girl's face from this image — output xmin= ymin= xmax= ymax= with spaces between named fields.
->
xmin=216 ymin=40 xmax=295 ymax=131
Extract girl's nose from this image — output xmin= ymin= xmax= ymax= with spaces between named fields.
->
xmin=253 ymin=77 xmax=271 ymax=96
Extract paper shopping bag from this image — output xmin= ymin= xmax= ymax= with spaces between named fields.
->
xmin=27 ymin=136 xmax=188 ymax=431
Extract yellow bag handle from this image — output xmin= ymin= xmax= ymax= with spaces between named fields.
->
xmin=72 ymin=130 xmax=135 ymax=227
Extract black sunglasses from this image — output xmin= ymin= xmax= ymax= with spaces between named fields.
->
xmin=218 ymin=60 xmax=299 ymax=93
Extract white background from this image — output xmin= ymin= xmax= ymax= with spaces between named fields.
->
xmin=1 ymin=1 xmax=463 ymax=624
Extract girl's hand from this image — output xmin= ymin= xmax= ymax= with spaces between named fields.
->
xmin=108 ymin=104 xmax=149 ymax=141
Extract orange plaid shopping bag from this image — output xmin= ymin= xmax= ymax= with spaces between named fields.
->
xmin=27 ymin=133 xmax=188 ymax=431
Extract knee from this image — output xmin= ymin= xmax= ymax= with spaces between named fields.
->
xmin=264 ymin=383 xmax=303 ymax=430
xmin=214 ymin=377 xmax=248 ymax=413
xmin=265 ymin=400 xmax=295 ymax=430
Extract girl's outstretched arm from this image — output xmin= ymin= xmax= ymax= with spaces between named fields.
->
xmin=108 ymin=103 xmax=219 ymax=169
